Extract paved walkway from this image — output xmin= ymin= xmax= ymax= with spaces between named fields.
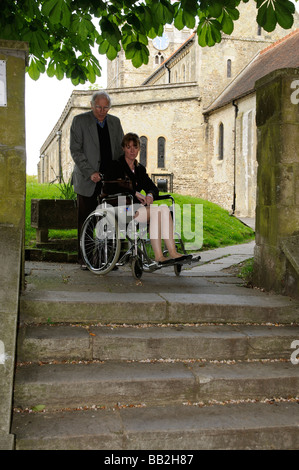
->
xmin=189 ymin=240 xmax=254 ymax=276
xmin=23 ymin=239 xmax=257 ymax=295
xmin=24 ymin=216 xmax=256 ymax=293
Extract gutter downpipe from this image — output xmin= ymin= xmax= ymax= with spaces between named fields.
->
xmin=56 ymin=130 xmax=62 ymax=183
xmin=165 ymin=64 xmax=171 ymax=83
xmin=232 ymin=100 xmax=239 ymax=214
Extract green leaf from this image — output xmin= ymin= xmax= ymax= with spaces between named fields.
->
xmin=55 ymin=63 xmax=65 ymax=80
xmin=151 ymin=0 xmax=174 ymax=25
xmin=27 ymin=58 xmax=41 ymax=80
xmin=46 ymin=61 xmax=55 ymax=78
xmin=221 ymin=11 xmax=234 ymax=35
xmin=100 ymin=17 xmax=121 ymax=48
xmin=70 ymin=14 xmax=95 ymax=38
xmin=257 ymin=1 xmax=277 ymax=32
xmin=31 ymin=404 xmax=46 ymax=412
xmin=98 ymin=39 xmax=120 ymax=61
xmin=183 ymin=9 xmax=196 ymax=28
xmin=42 ymin=0 xmax=71 ymax=28
xmin=207 ymin=2 xmax=223 ymax=18
xmin=174 ymin=8 xmax=185 ymax=30
xmin=139 ymin=6 xmax=157 ymax=32
xmin=22 ymin=29 xmax=49 ymax=59
xmin=256 ymin=0 xmax=294 ymax=32
xmin=197 ymin=18 xmax=222 ymax=47
xmin=125 ymin=42 xmax=149 ymax=68
xmin=275 ymin=0 xmax=295 ymax=29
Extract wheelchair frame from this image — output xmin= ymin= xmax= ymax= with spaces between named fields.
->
xmin=80 ymin=193 xmax=201 ymax=279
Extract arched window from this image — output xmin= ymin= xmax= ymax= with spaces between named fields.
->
xmin=218 ymin=123 xmax=224 ymax=160
xmin=155 ymin=53 xmax=164 ymax=65
xmin=157 ymin=136 xmax=165 ymax=168
xmin=227 ymin=59 xmax=232 ymax=78
xmin=257 ymin=25 xmax=262 ymax=36
xmin=140 ymin=136 xmax=147 ymax=167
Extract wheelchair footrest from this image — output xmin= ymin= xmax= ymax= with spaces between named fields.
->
xmin=191 ymin=254 xmax=201 ymax=262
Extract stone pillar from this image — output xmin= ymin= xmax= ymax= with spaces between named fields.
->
xmin=254 ymin=68 xmax=299 ymax=298
xmin=0 ymin=40 xmax=28 ymax=449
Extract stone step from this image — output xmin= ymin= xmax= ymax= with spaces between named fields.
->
xmin=13 ymin=361 xmax=299 ymax=411
xmin=12 ymin=401 xmax=299 ymax=450
xmin=19 ymin=290 xmax=299 ymax=325
xmin=16 ymin=323 xmax=299 ymax=363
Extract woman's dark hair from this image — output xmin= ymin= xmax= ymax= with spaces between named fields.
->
xmin=122 ymin=133 xmax=140 ymax=148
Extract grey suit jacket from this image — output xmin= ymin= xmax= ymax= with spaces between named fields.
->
xmin=70 ymin=111 xmax=124 ymax=197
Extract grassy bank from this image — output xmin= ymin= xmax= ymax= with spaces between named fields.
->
xmin=25 ymin=176 xmax=254 ymax=251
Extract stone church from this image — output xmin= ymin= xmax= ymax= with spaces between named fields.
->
xmin=38 ymin=1 xmax=299 ymax=217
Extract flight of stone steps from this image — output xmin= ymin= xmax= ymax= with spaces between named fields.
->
xmin=11 ymin=288 xmax=299 ymax=450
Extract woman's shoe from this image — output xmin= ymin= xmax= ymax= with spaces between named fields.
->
xmin=158 ymin=258 xmax=175 ymax=266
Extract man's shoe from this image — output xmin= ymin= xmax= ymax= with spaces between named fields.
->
xmin=80 ymin=264 xmax=88 ymax=270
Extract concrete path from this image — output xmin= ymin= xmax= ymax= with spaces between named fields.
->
xmin=23 ymin=240 xmax=256 ymax=295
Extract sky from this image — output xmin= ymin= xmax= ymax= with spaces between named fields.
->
xmin=25 ymin=57 xmax=107 ymax=175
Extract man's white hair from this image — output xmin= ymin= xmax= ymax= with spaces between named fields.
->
xmin=91 ymin=91 xmax=111 ymax=107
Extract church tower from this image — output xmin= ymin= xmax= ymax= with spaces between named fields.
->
xmin=107 ymin=25 xmax=193 ymax=88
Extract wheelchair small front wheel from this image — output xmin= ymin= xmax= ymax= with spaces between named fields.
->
xmin=132 ymin=257 xmax=143 ymax=279
xmin=174 ymin=263 xmax=182 ymax=276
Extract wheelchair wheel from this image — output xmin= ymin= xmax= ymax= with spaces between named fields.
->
xmin=132 ymin=256 xmax=143 ymax=279
xmin=80 ymin=210 xmax=121 ymax=275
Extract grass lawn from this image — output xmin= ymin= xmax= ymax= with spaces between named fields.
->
xmin=25 ymin=176 xmax=254 ymax=251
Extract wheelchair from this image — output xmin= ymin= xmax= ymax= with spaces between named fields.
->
xmin=80 ymin=192 xmax=201 ymax=279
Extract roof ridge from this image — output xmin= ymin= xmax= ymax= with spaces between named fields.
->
xmin=260 ymin=28 xmax=299 ymax=55
xmin=159 ymin=31 xmax=196 ymax=67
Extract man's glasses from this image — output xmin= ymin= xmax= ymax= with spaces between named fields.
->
xmin=94 ymin=106 xmax=109 ymax=112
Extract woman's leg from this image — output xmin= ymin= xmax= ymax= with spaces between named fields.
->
xmin=157 ymin=205 xmax=183 ymax=259
xmin=148 ymin=205 xmax=182 ymax=261
xmin=134 ymin=205 xmax=166 ymax=262
xmin=135 ymin=204 xmax=186 ymax=262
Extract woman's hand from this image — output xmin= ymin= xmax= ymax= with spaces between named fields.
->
xmin=145 ymin=194 xmax=154 ymax=205
xmin=135 ymin=191 xmax=146 ymax=204
xmin=135 ymin=192 xmax=153 ymax=205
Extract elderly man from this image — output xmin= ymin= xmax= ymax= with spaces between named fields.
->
xmin=70 ymin=91 xmax=124 ymax=268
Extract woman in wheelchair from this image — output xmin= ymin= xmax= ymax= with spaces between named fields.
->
xmin=104 ymin=132 xmax=192 ymax=266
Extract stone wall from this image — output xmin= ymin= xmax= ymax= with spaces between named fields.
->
xmin=254 ymin=68 xmax=299 ymax=298
xmin=0 ymin=41 xmax=27 ymax=228
xmin=0 ymin=40 xmax=28 ymax=449
xmin=204 ymin=93 xmax=257 ymax=217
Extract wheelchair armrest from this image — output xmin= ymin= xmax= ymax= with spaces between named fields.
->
xmin=154 ymin=194 xmax=174 ymax=203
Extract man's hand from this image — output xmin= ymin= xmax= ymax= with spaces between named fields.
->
xmin=90 ymin=172 xmax=101 ymax=183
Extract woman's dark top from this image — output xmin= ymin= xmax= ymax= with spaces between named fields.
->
xmin=103 ymin=156 xmax=159 ymax=203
